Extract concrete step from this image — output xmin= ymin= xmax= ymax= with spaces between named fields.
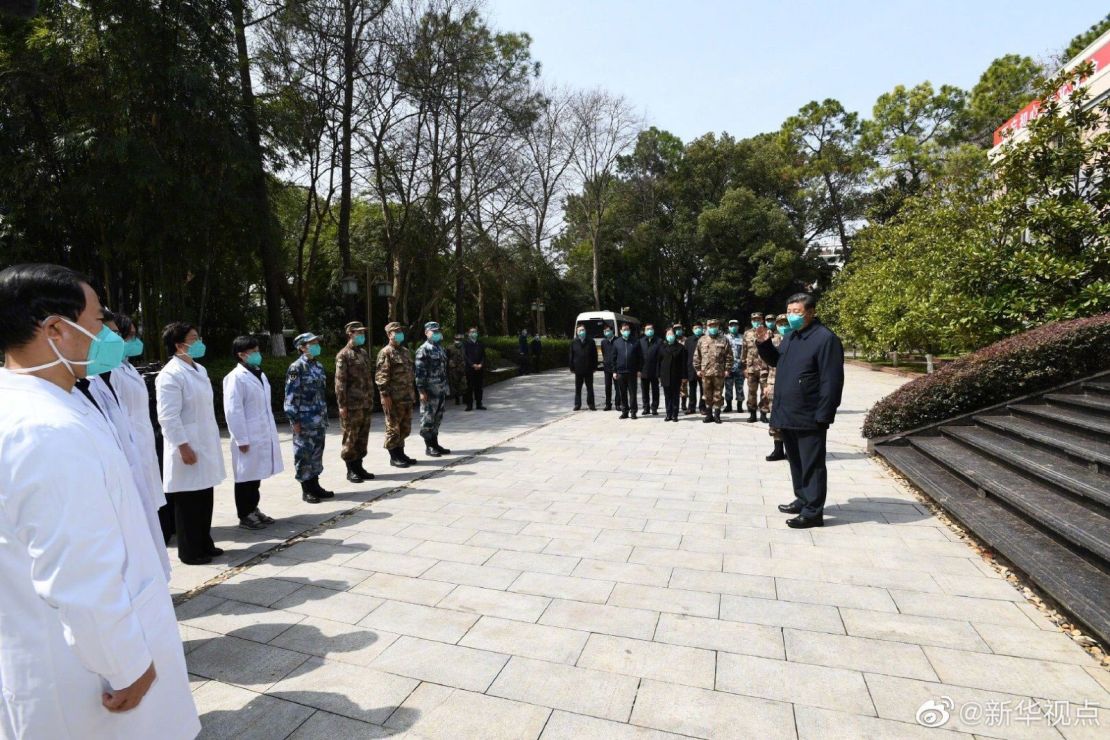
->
xmin=975 ymin=414 xmax=1110 ymax=469
xmin=1009 ymin=403 xmax=1110 ymax=437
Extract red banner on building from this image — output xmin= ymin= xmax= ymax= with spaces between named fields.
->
xmin=993 ymin=35 xmax=1110 ymax=146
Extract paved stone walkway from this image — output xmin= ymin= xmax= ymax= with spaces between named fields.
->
xmin=176 ymin=367 xmax=1109 ymax=739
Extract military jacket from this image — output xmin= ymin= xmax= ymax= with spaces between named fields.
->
xmin=375 ymin=343 xmax=415 ymax=403
xmin=335 ymin=344 xmax=373 ymax=410
xmin=693 ymin=334 xmax=734 ymax=377
xmin=741 ymin=328 xmax=769 ymax=372
xmin=284 ymin=354 xmax=328 ymax=427
xmin=725 ymin=332 xmax=744 ymax=372
xmin=415 ymin=341 xmax=450 ymax=395
xmin=447 ymin=343 xmax=467 ymax=388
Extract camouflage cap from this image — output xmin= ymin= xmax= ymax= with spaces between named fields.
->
xmin=776 ymin=314 xmax=789 ymax=323
xmin=344 ymin=321 xmax=366 ymax=333
xmin=384 ymin=321 xmax=403 ymax=334
xmin=424 ymin=321 xmax=440 ymax=332
xmin=750 ymin=312 xmax=764 ymax=320
xmin=706 ymin=318 xmax=720 ymax=326
xmin=293 ymin=332 xmax=320 ymax=347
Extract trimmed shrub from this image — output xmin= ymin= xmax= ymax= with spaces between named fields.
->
xmin=482 ymin=336 xmax=574 ymax=373
xmin=863 ymin=314 xmax=1110 ymax=438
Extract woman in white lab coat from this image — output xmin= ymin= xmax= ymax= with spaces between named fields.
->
xmin=222 ymin=335 xmax=284 ymax=530
xmin=155 ymin=321 xmax=226 ymax=565
xmin=88 ymin=312 xmax=172 ymax=579
xmin=0 ymin=263 xmax=199 ymax=739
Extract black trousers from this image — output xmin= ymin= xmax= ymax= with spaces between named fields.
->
xmin=640 ymin=377 xmax=660 ymax=412
xmin=464 ymin=369 xmax=484 ymax=406
xmin=780 ymin=428 xmax=829 ymax=518
xmin=157 ymin=492 xmax=175 ymax=543
xmin=574 ymin=373 xmax=595 ymax=408
xmin=175 ymin=487 xmax=216 ymax=561
xmin=662 ymin=380 xmax=681 ymax=417
xmin=603 ymin=370 xmax=614 ymax=408
xmin=615 ymin=373 xmax=637 ymax=413
xmin=234 ymin=480 xmax=261 ymax=520
xmin=686 ymin=376 xmax=700 ymax=411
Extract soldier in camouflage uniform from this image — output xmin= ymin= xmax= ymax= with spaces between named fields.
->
xmin=766 ymin=314 xmax=790 ymax=461
xmin=693 ymin=318 xmax=734 ymax=424
xmin=375 ymin=321 xmax=417 ymax=468
xmin=336 ymin=321 xmax=375 ymax=483
xmin=741 ymin=311 xmax=771 ymax=423
xmin=284 ymin=332 xmax=333 ymax=504
xmin=447 ymin=334 xmax=468 ymax=406
xmin=723 ymin=318 xmax=745 ymax=412
xmin=415 ymin=321 xmax=452 ymax=458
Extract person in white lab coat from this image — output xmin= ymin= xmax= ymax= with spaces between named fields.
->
xmin=156 ymin=321 xmax=227 ymax=565
xmin=86 ymin=311 xmax=172 ymax=579
xmin=0 ymin=263 xmax=199 ymax=739
xmin=222 ymin=335 xmax=284 ymax=530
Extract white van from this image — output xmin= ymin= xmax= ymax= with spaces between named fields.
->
xmin=574 ymin=311 xmax=641 ymax=367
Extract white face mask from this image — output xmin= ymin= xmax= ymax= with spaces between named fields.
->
xmin=7 ymin=317 xmax=104 ymax=377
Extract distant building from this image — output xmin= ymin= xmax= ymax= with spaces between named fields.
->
xmin=991 ymin=28 xmax=1110 ymax=153
xmin=811 ymin=243 xmax=845 ymax=270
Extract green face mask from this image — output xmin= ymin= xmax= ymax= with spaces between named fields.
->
xmin=778 ymin=325 xmax=791 ymax=336
xmin=675 ymin=329 xmax=684 ymax=337
xmin=431 ymin=331 xmax=443 ymax=343
xmin=666 ymin=334 xmax=676 ymax=344
xmin=707 ymin=328 xmax=719 ymax=337
xmin=353 ymin=333 xmax=366 ymax=346
xmin=577 ymin=330 xmax=587 ymax=339
xmin=728 ymin=326 xmax=738 ymax=335
xmin=244 ymin=351 xmax=263 ymax=367
xmin=123 ymin=337 xmax=144 ymax=358
xmin=603 ymin=331 xmax=613 ymax=339
xmin=765 ymin=320 xmax=776 ymax=329
xmin=393 ymin=332 xmax=405 ymax=344
xmin=308 ymin=343 xmax=322 ymax=358
xmin=751 ymin=321 xmax=761 ymax=329
xmin=469 ymin=332 xmax=478 ymax=341
xmin=693 ymin=328 xmax=703 ymax=336
xmin=621 ymin=330 xmax=631 ymax=339
xmin=186 ymin=339 xmax=206 ymax=360
xmin=645 ymin=329 xmax=655 ymax=338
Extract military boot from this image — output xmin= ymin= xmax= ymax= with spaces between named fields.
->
xmin=310 ymin=478 xmax=335 ymax=499
xmin=346 ymin=460 xmax=365 ymax=483
xmin=747 ymin=410 xmax=758 ymax=423
xmin=760 ymin=411 xmax=769 ymax=423
xmin=432 ymin=436 xmax=451 ymax=455
xmin=389 ymin=448 xmax=411 ymax=468
xmin=401 ymin=446 xmax=418 ymax=465
xmin=724 ymin=401 xmax=733 ymax=413
xmin=714 ymin=409 xmax=722 ymax=424
xmin=355 ymin=458 xmax=375 ymax=480
xmin=424 ymin=436 xmax=442 ymax=458
xmin=702 ymin=410 xmax=714 ymax=424
xmin=300 ymin=480 xmax=321 ymax=504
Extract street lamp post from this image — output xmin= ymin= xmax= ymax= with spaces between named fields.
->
xmin=340 ymin=274 xmax=359 ymax=322
xmin=529 ymin=300 xmax=546 ymax=336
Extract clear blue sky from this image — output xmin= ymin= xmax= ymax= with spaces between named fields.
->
xmin=485 ymin=0 xmax=1105 ymax=142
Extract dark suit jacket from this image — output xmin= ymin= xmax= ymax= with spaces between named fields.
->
xmin=568 ymin=338 xmax=597 ymax=375
xmin=757 ymin=319 xmax=844 ymax=430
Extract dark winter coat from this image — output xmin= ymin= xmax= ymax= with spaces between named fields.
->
xmin=639 ymin=336 xmax=663 ymax=380
xmin=757 ymin=319 xmax=844 ymax=430
xmin=658 ymin=342 xmax=688 ymax=386
xmin=568 ymin=337 xmax=598 ymax=375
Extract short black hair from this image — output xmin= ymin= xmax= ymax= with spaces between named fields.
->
xmin=0 ymin=264 xmax=90 ymax=351
xmin=786 ymin=292 xmax=817 ymax=310
xmin=232 ymin=335 xmax=259 ymax=358
xmin=162 ymin=321 xmax=195 ymax=356
xmin=113 ymin=312 xmax=135 ymax=338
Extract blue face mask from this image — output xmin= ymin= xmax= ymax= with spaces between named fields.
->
xmin=185 ymin=339 xmax=206 ymax=360
xmin=666 ymin=334 xmax=676 ymax=344
xmin=645 ymin=329 xmax=655 ymax=338
xmin=577 ymin=330 xmax=587 ymax=339
xmin=621 ymin=330 xmax=631 ymax=339
xmin=787 ymin=314 xmax=806 ymax=330
xmin=693 ymin=328 xmax=703 ymax=336
xmin=353 ymin=333 xmax=366 ymax=346
xmin=708 ymin=328 xmax=719 ymax=337
xmin=307 ymin=343 xmax=322 ymax=358
xmin=245 ymin=351 xmax=263 ymax=367
xmin=778 ymin=325 xmax=792 ymax=336
xmin=469 ymin=332 xmax=479 ymax=341
xmin=765 ymin=320 xmax=776 ymax=329
xmin=123 ymin=337 xmax=144 ymax=358
xmin=393 ymin=332 xmax=405 ymax=344
xmin=751 ymin=321 xmax=761 ymax=329
xmin=675 ymin=329 xmax=684 ymax=337
xmin=603 ymin=331 xmax=613 ymax=339
xmin=431 ymin=332 xmax=443 ymax=343
xmin=10 ymin=317 xmax=127 ymax=377
xmin=728 ymin=326 xmax=739 ymax=334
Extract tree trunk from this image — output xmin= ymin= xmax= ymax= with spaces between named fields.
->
xmin=230 ymin=0 xmax=286 ymax=355
xmin=500 ymin=281 xmax=509 ymax=336
xmin=822 ymin=170 xmax=850 ymax=257
xmin=591 ymin=224 xmax=601 ymax=310
xmin=453 ymin=98 xmax=465 ymax=335
xmin=475 ymin=275 xmax=486 ymax=333
xmin=336 ymin=0 xmax=355 ymax=275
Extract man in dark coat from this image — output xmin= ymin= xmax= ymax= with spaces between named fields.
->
xmin=638 ymin=323 xmax=663 ymax=416
xmin=568 ymin=324 xmax=598 ymax=410
xmin=517 ymin=329 xmax=530 ymax=375
xmin=756 ymin=293 xmax=845 ymax=529
xmin=600 ymin=326 xmax=618 ymax=411
xmin=684 ymin=322 xmax=703 ymax=414
xmin=610 ymin=323 xmax=643 ymax=419
xmin=658 ymin=327 xmax=687 ymax=421
xmin=463 ymin=326 xmax=486 ymax=411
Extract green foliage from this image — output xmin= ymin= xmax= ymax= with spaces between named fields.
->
xmin=481 ymin=336 xmax=573 ymax=372
xmin=862 ymin=314 xmax=1110 ymax=438
xmin=959 ymin=54 xmax=1044 ymax=147
xmin=1063 ymin=13 xmax=1110 ymax=60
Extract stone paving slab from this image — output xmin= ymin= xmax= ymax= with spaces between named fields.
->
xmin=174 ymin=366 xmax=1110 ymax=738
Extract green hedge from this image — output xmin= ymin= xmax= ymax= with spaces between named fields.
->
xmin=863 ymin=314 xmax=1110 ymax=438
xmin=483 ymin=336 xmax=574 ymax=372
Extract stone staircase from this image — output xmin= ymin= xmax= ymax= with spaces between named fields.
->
xmin=872 ymin=370 xmax=1110 ymax=646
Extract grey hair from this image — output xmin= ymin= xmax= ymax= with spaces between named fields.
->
xmin=786 ymin=293 xmax=817 ymax=310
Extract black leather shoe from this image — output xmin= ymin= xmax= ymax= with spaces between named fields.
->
xmin=713 ymin=409 xmax=722 ymax=424
xmin=766 ymin=450 xmax=787 ymax=462
xmin=465 ymin=405 xmax=473 ymax=411
xmin=603 ymin=405 xmax=612 ymax=411
xmin=619 ymin=412 xmax=629 ymax=419
xmin=180 ymin=555 xmax=213 ymax=565
xmin=389 ymin=449 xmax=411 ymax=468
xmin=475 ymin=404 xmax=487 ymax=410
xmin=724 ymin=402 xmax=732 ymax=412
xmin=425 ymin=445 xmax=442 ymax=458
xmin=433 ymin=436 xmax=451 ymax=454
xmin=301 ymin=481 xmax=321 ymax=503
xmin=589 ymin=406 xmax=597 ymax=411
xmin=778 ymin=502 xmax=803 ymax=514
xmin=346 ymin=463 xmax=364 ymax=483
xmin=573 ymin=406 xmax=581 ymax=411
xmin=630 ymin=411 xmax=638 ymax=419
xmin=702 ymin=413 xmax=714 ymax=424
xmin=786 ymin=514 xmax=823 ymax=529
xmin=760 ymin=412 xmax=769 ymax=423
xmin=205 ymin=546 xmax=225 ymax=557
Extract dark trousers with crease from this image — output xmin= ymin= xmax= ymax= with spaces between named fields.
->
xmin=663 ymin=380 xmax=681 ymax=417
xmin=604 ymin=371 xmax=615 ymax=408
xmin=234 ymin=480 xmax=261 ymax=520
xmin=685 ymin=376 xmax=700 ymax=411
xmin=175 ymin=487 xmax=216 ymax=561
xmin=464 ymin=369 xmax=484 ymax=406
xmin=615 ymin=373 xmax=637 ymax=413
xmin=574 ymin=373 xmax=595 ymax=408
xmin=640 ymin=377 xmax=659 ymax=412
xmin=780 ymin=428 xmax=829 ymax=518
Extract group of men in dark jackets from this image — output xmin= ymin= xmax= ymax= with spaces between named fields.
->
xmin=567 ymin=292 xmax=844 ymax=529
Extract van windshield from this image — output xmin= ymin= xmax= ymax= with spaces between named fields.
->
xmin=577 ymin=318 xmax=612 ymax=340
